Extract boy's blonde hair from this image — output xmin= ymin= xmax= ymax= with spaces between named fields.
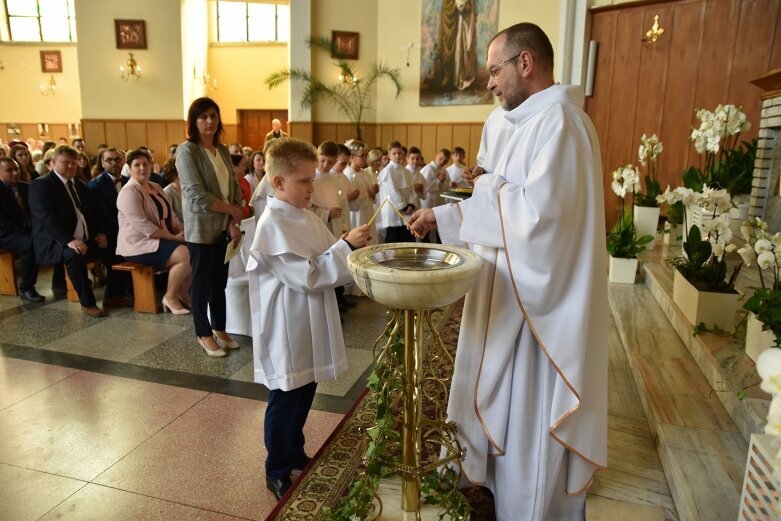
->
xmin=317 ymin=140 xmax=339 ymax=158
xmin=265 ymin=138 xmax=317 ymax=183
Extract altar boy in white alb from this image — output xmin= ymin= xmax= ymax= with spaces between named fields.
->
xmin=410 ymin=23 xmax=607 ymax=521
xmin=246 ymin=138 xmax=370 ymax=501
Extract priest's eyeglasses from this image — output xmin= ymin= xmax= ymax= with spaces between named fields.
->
xmin=488 ymin=53 xmax=521 ymax=79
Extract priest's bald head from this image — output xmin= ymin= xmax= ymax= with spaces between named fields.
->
xmin=487 ymin=23 xmax=555 ymax=111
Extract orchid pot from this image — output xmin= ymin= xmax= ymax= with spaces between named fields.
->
xmin=609 ymin=256 xmax=638 ymax=284
xmin=672 ymin=269 xmax=739 ymax=330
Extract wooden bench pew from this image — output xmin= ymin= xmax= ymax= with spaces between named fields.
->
xmin=0 ymin=249 xmax=18 ymax=296
xmin=64 ymin=260 xmax=103 ymax=303
xmin=112 ymin=261 xmax=169 ymax=314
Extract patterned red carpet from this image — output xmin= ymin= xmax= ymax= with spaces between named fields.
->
xmin=265 ymin=301 xmax=497 ymax=520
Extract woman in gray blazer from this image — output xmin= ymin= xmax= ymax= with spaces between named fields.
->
xmin=176 ymin=97 xmax=243 ymax=357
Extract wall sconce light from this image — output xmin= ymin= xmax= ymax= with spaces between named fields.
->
xmin=120 ymin=53 xmax=141 ymax=81
xmin=643 ymin=15 xmax=665 ymax=44
xmin=39 ymin=75 xmax=57 ymax=96
xmin=192 ymin=66 xmax=217 ymax=91
xmin=337 ymin=67 xmax=358 ymax=84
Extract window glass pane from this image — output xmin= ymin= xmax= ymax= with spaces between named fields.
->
xmin=41 ymin=16 xmax=69 ymax=41
xmin=6 ymin=0 xmax=38 ymax=16
xmin=248 ymin=3 xmax=275 ymax=42
xmin=276 ymin=5 xmax=289 ymax=42
xmin=9 ymin=17 xmax=41 ymax=41
xmin=39 ymin=0 xmax=68 ymax=18
xmin=217 ymin=1 xmax=247 ymax=42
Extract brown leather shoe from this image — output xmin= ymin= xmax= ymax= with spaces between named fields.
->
xmin=81 ymin=306 xmax=106 ymax=317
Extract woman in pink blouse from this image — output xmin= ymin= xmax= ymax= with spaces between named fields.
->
xmin=117 ymin=149 xmax=192 ymax=314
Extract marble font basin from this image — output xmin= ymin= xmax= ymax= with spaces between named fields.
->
xmin=347 ymin=243 xmax=484 ymax=310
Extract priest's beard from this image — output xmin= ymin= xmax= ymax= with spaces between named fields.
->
xmin=500 ymin=82 xmax=530 ymax=112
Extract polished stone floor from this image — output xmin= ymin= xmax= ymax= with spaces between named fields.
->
xmin=0 ymin=266 xmax=679 ymax=520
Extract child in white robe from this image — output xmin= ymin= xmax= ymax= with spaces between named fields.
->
xmin=246 ymin=138 xmax=370 ymax=500
xmin=377 ymin=140 xmax=415 ymax=243
xmin=446 ymin=146 xmax=469 ymax=188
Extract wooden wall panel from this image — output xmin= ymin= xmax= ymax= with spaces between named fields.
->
xmin=469 ymin=124 xmax=483 ymax=165
xmin=126 ymin=122 xmax=147 ymax=150
xmin=146 ymin=122 xmax=168 ymax=163
xmin=585 ymin=11 xmax=617 ymax=167
xmin=380 ymin=125 xmax=394 ymax=150
xmin=288 ymin=121 xmax=313 ymax=144
xmin=435 ymin=125 xmax=452 ymax=156
xmin=223 ymin=124 xmax=239 ymax=146
xmin=82 ymin=121 xmax=106 ymax=154
xmin=407 ymin=125 xmax=422 ymax=154
xmin=728 ymin=0 xmax=780 ymax=140
xmin=659 ymin=1 xmax=705 ymax=188
xmin=393 ymin=125 xmax=408 ymax=148
xmin=166 ymin=121 xmax=185 ymax=148
xmin=588 ymin=0 xmax=781 ymax=230
xmin=0 ymin=124 xmax=7 ymax=142
xmin=452 ymin=124 xmax=472 ymax=162
xmin=693 ymin=0 xmax=740 ymax=115
xmin=49 ymin=124 xmax=69 ymax=141
xmin=20 ymin=124 xmax=38 ymax=141
xmin=420 ymin=125 xmax=438 ymax=160
xmin=632 ymin=5 xmax=675 ymax=143
xmin=104 ymin=122 xmax=127 ymax=150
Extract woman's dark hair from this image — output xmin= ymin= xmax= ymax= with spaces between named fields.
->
xmin=186 ymin=97 xmax=223 ymax=146
xmin=249 ymin=151 xmax=265 ymax=173
xmin=161 ymin=159 xmax=178 ymax=184
xmin=126 ymin=148 xmax=152 ymax=166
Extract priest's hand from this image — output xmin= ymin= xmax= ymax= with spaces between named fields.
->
xmin=408 ymin=208 xmax=437 ymax=237
xmin=344 ymin=224 xmax=371 ymax=248
xmin=463 ymin=167 xmax=483 ymax=186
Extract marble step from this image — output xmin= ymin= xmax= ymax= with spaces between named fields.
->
xmin=638 ymin=247 xmax=769 ymax=442
xmin=586 ymin=496 xmax=678 ymax=521
xmin=609 ymin=282 xmax=747 ymax=521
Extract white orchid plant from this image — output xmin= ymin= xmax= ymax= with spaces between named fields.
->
xmin=684 ymin=104 xmax=755 ymax=195
xmin=756 ymin=347 xmax=781 ymax=514
xmin=635 ymin=133 xmax=663 ymax=207
xmin=607 ymin=165 xmax=653 ymax=258
xmin=658 ymin=185 xmax=740 ymax=292
xmin=740 ymin=217 xmax=781 ymax=347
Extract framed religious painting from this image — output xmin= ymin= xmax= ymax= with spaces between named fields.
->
xmin=419 ymin=0 xmax=499 ymax=106
xmin=332 ymin=31 xmax=359 ymax=60
xmin=115 ymin=19 xmax=147 ymax=49
xmin=40 ymin=50 xmax=62 ymax=73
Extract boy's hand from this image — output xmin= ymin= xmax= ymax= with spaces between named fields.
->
xmin=347 ymin=188 xmax=360 ymax=201
xmin=344 ymin=224 xmax=370 ymax=248
xmin=329 ymin=207 xmax=341 ymax=218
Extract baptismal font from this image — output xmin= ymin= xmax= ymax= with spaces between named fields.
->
xmin=343 ymin=243 xmax=483 ymax=521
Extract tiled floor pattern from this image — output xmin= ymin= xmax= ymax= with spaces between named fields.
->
xmin=0 ymin=266 xmax=679 ymax=520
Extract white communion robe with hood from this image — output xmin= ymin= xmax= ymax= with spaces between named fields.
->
xmin=433 ymin=84 xmax=608 ymax=521
xmin=246 ymin=197 xmax=354 ymax=391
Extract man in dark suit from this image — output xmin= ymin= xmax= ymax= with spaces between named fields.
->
xmin=0 ymin=158 xmax=44 ymax=302
xmin=29 ymin=145 xmax=109 ymax=317
xmin=88 ymin=147 xmax=131 ymax=308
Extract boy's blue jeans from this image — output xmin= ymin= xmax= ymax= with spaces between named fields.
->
xmin=264 ymin=381 xmax=318 ymax=479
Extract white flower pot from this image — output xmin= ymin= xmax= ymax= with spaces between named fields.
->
xmin=672 ymin=269 xmax=739 ymax=330
xmin=609 ymin=256 xmax=638 ymax=284
xmin=663 ymin=222 xmax=682 ymax=247
xmin=746 ymin=312 xmax=777 ymax=363
xmin=633 ymin=205 xmax=660 ymax=250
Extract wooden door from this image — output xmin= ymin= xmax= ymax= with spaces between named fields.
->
xmin=586 ymin=0 xmax=781 ymax=230
xmin=239 ymin=109 xmax=288 ymax=152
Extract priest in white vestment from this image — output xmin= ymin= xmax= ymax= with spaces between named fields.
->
xmin=246 ymin=138 xmax=370 ymax=501
xmin=410 ymin=23 xmax=607 ymax=521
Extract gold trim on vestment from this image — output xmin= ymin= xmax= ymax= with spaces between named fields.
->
xmin=495 ymin=185 xmax=606 ymax=481
xmin=472 ymin=247 xmax=506 ymax=456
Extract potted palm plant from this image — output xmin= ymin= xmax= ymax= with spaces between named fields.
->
xmin=265 ymin=36 xmax=402 ymax=141
xmin=738 ymin=217 xmax=781 ymax=362
xmin=634 ymin=134 xmax=663 ymax=250
xmin=607 ymin=165 xmax=654 ymax=284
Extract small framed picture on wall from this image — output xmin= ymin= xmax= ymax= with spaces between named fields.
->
xmin=40 ymin=50 xmax=62 ymax=73
xmin=331 ymin=31 xmax=359 ymax=60
xmin=115 ymin=19 xmax=147 ymax=49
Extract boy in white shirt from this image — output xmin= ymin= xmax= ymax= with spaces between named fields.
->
xmin=377 ymin=140 xmax=415 ymax=243
xmin=446 ymin=146 xmax=469 ymax=188
xmin=405 ymin=146 xmax=427 ymax=212
xmin=247 ymin=138 xmax=370 ymax=501
xmin=310 ymin=141 xmax=344 ymax=236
